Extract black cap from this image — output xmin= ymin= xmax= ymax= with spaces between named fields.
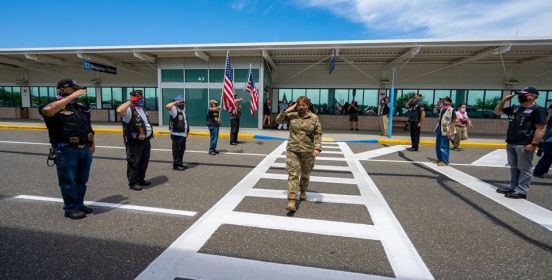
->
xmin=515 ymin=86 xmax=539 ymax=96
xmin=56 ymin=78 xmax=85 ymax=90
xmin=129 ymin=90 xmax=144 ymax=97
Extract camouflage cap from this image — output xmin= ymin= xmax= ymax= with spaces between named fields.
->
xmin=209 ymin=99 xmax=219 ymax=105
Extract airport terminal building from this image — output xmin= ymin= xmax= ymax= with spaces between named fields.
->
xmin=0 ymin=38 xmax=551 ymax=134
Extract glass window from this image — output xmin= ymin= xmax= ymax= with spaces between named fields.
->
xmin=452 ymin=90 xmax=467 ymax=107
xmin=483 ymin=90 xmax=502 ymax=118
xmin=279 ymin=89 xmax=292 ymax=103
xmin=234 ymin=69 xmax=259 ymax=83
xmin=112 ymin=88 xmax=123 ymax=108
xmin=209 ymin=69 xmax=224 ymax=83
xmin=306 ymin=89 xmax=320 ymax=111
xmin=30 ymin=87 xmax=39 ymax=107
xmin=101 ymin=88 xmax=112 ymax=109
xmin=334 ymin=89 xmax=349 ymax=107
xmin=433 ymin=90 xmax=450 ymax=106
xmin=359 ymin=89 xmax=378 ymax=115
xmin=38 ymin=87 xmax=49 ymax=107
xmin=161 ymin=69 xmax=184 ymax=82
xmin=292 ymin=89 xmax=306 ymax=101
xmin=185 ymin=69 xmax=208 ymax=83
xmin=536 ymin=90 xmax=547 ymax=107
xmin=0 ymin=87 xmax=10 ymax=107
xmin=12 ymin=87 xmax=21 ymax=107
xmin=82 ymin=87 xmax=96 ymax=107
xmin=467 ymin=90 xmax=485 ymax=117
xmin=145 ymin=88 xmax=157 ymax=110
xmin=319 ymin=89 xmax=329 ymax=114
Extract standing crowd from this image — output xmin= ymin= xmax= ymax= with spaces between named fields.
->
xmin=42 ymin=78 xmax=549 ymax=220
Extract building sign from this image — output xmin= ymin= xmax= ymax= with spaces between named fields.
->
xmin=83 ymin=60 xmax=117 ymax=75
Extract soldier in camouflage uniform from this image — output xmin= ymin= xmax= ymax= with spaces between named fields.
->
xmin=276 ymin=96 xmax=322 ymax=212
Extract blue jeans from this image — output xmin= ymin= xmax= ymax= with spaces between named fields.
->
xmin=506 ymin=144 xmax=534 ymax=195
xmin=534 ymin=142 xmax=552 ymax=176
xmin=55 ymin=144 xmax=93 ymax=213
xmin=208 ymin=125 xmax=219 ymax=152
xmin=435 ymin=132 xmax=450 ymax=164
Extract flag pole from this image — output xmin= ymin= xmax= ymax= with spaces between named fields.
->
xmin=220 ymin=50 xmax=229 ymax=110
xmin=387 ymin=66 xmax=397 ymax=138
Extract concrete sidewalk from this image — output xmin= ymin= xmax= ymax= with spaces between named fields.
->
xmin=0 ymin=119 xmax=507 ymax=148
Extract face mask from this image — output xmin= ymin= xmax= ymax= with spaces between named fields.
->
xmin=441 ymin=103 xmax=451 ymax=110
xmin=176 ymin=103 xmax=184 ymax=110
xmin=56 ymin=92 xmax=77 ymax=104
xmin=460 ymin=108 xmax=466 ymax=113
xmin=297 ymin=105 xmax=308 ymax=114
xmin=134 ymin=99 xmax=145 ymax=108
xmin=518 ymin=94 xmax=529 ymax=104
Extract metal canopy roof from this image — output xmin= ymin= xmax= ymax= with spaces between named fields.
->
xmin=0 ymin=38 xmax=551 ymax=72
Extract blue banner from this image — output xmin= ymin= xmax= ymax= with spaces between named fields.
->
xmin=83 ymin=60 xmax=117 ymax=75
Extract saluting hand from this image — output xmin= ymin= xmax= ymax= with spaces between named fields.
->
xmin=285 ymin=103 xmax=297 ymax=113
xmin=313 ymin=149 xmax=320 ymax=157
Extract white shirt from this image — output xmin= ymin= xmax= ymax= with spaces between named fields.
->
xmin=122 ymin=107 xmax=152 ymax=137
xmin=169 ymin=106 xmax=188 ymax=136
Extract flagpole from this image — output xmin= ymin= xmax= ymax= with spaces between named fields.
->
xmin=387 ymin=66 xmax=396 ymax=138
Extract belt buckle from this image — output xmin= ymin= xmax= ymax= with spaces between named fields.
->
xmin=77 ymin=145 xmax=85 ymax=148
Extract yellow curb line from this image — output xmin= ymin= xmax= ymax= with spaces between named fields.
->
xmin=377 ymin=138 xmax=506 ymax=149
xmin=0 ymin=125 xmax=255 ymax=139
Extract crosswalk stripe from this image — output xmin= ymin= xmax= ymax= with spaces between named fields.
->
xmin=262 ymin=173 xmax=358 ymax=185
xmin=246 ymin=188 xmax=365 ymax=205
xmin=13 ymin=195 xmax=197 ymax=217
xmin=470 ymin=149 xmax=508 ymax=166
xmin=224 ymin=211 xmax=380 ymax=240
xmin=277 ymin=155 xmax=348 ymax=162
xmin=423 ymin=162 xmax=552 ymax=231
xmin=270 ymin=162 xmax=351 ymax=172
xmin=355 ymin=145 xmax=408 ymax=160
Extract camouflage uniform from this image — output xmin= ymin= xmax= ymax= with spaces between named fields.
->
xmin=276 ymin=111 xmax=323 ymax=200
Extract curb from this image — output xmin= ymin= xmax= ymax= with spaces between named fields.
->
xmin=0 ymin=124 xmax=506 ymax=148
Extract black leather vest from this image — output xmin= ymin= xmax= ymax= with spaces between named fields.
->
xmin=42 ymin=103 xmax=94 ymax=146
xmin=123 ymin=107 xmax=153 ymax=142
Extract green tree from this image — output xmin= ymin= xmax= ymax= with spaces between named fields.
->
xmin=394 ymin=92 xmax=431 ymax=116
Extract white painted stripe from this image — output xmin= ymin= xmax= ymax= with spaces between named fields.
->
xmin=262 ymin=173 xmax=358 ymax=185
xmin=355 ymin=145 xmax=408 ymax=160
xmin=225 ymin=211 xmax=380 ymax=240
xmin=322 ymin=141 xmax=339 ymax=145
xmin=277 ymin=155 xmax=348 ymax=162
xmin=135 ymin=142 xmax=290 ymax=280
xmin=270 ymin=162 xmax=351 ymax=172
xmin=247 ymin=188 xmax=365 ymax=205
xmin=13 ymin=195 xmax=197 ymax=217
xmin=471 ymin=149 xmax=508 ymax=166
xmin=323 ymin=145 xmax=342 ymax=149
xmin=340 ymin=142 xmax=434 ymax=279
xmin=364 ymin=158 xmax=510 ymax=169
xmin=0 ymin=140 xmax=267 ymax=157
xmin=174 ymin=253 xmax=394 ymax=280
xmin=321 ymin=150 xmax=344 ymax=154
xmin=422 ymin=163 xmax=552 ymax=231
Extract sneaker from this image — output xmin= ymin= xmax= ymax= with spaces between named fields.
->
xmin=79 ymin=205 xmax=93 ymax=214
xmin=214 ymin=150 xmax=220 ymax=154
xmin=209 ymin=151 xmax=216 ymax=155
xmin=452 ymin=147 xmax=460 ymax=151
xmin=65 ymin=210 xmax=86 ymax=219
xmin=436 ymin=162 xmax=448 ymax=166
xmin=406 ymin=147 xmax=418 ymax=151
xmin=286 ymin=200 xmax=296 ymax=212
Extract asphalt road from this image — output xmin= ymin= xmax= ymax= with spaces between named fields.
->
xmin=0 ymin=130 xmax=551 ymax=280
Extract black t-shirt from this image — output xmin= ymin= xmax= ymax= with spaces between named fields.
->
xmin=503 ymin=105 xmax=546 ymax=145
xmin=408 ymin=101 xmax=424 ymax=122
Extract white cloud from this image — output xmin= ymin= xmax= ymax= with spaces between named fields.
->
xmin=231 ymin=0 xmax=246 ymax=11
xmin=299 ymin=0 xmax=552 ymax=38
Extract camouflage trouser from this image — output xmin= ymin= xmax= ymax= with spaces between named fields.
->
xmin=286 ymin=150 xmax=315 ymax=200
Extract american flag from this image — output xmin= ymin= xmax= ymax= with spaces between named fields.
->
xmin=221 ymin=52 xmax=237 ymax=113
xmin=245 ymin=66 xmax=259 ymax=116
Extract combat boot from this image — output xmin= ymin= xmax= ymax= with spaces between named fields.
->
xmin=300 ymin=190 xmax=307 ymax=201
xmin=286 ymin=199 xmax=296 ymax=211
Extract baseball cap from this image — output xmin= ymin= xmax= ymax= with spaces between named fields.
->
xmin=515 ymin=86 xmax=539 ymax=96
xmin=173 ymin=95 xmax=184 ymax=102
xmin=56 ymin=78 xmax=86 ymax=90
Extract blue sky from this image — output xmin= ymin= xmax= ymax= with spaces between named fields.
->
xmin=1 ymin=0 xmax=551 ymax=48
